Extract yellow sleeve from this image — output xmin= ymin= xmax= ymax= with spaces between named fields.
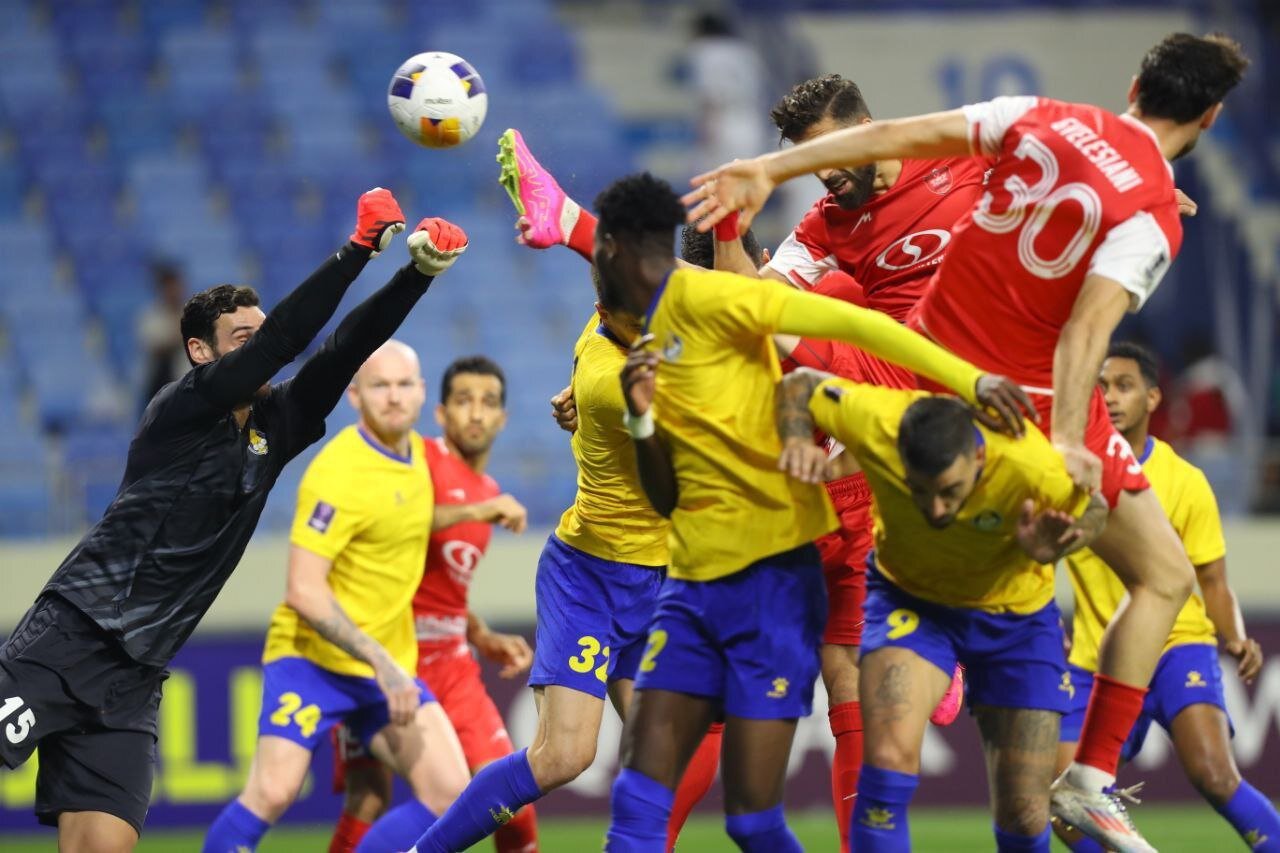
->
xmin=808 ymin=377 xmax=915 ymax=458
xmin=671 ymin=273 xmax=791 ymax=341
xmin=1176 ymin=469 xmax=1227 ymax=566
xmin=289 ymin=463 xmax=368 ymax=561
xmin=1033 ymin=459 xmax=1092 ymax=518
xmin=776 ymin=288 xmax=983 ymax=403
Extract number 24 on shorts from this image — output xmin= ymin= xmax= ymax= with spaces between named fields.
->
xmin=271 ymin=692 xmax=322 ymax=738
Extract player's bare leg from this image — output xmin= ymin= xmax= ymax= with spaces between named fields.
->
xmin=237 ymin=735 xmax=315 ymax=823
xmin=1169 ymin=704 xmax=1239 ymax=807
xmin=854 ymin=646 xmax=952 ymax=850
xmin=57 ymin=811 xmax=139 ymax=853
xmin=608 ymin=688 xmax=720 ymax=850
xmin=369 ymin=702 xmax=470 ymax=814
xmin=1051 ymin=489 xmax=1191 ymax=851
xmin=1089 ymin=490 xmax=1194 ymax=687
xmin=527 ymin=684 xmax=607 ymax=789
xmin=975 ymin=706 xmax=1059 ymax=845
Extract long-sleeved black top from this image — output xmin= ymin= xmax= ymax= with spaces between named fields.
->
xmin=43 ymin=244 xmax=435 ymax=667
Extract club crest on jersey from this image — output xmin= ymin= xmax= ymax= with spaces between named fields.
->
xmin=661 ymin=332 xmax=684 ymax=362
xmin=925 ymin=166 xmax=954 ymax=195
xmin=247 ymin=428 xmax=269 ymax=456
xmin=972 ymin=510 xmax=1003 ymax=532
xmin=308 ymin=501 xmax=336 ymax=533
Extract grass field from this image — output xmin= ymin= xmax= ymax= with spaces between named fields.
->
xmin=0 ymin=805 xmax=1251 ymax=851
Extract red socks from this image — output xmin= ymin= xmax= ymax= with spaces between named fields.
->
xmin=494 ymin=802 xmax=539 ymax=853
xmin=566 ymin=208 xmax=597 ymax=262
xmin=1075 ymin=673 xmax=1148 ymax=775
xmin=829 ymin=701 xmax=863 ymax=853
xmin=667 ymin=722 xmax=724 ymax=850
xmin=328 ymin=811 xmax=372 ymax=853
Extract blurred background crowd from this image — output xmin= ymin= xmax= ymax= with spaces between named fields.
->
xmin=0 ymin=0 xmax=1275 ymax=539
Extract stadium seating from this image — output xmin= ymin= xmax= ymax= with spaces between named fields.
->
xmin=0 ymin=0 xmax=632 ymax=535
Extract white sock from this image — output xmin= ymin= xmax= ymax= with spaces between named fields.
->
xmin=1065 ymin=761 xmax=1116 ymax=792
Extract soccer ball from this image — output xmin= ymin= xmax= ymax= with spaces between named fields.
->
xmin=387 ymin=52 xmax=488 ymax=149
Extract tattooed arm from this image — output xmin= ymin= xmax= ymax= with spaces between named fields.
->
xmin=284 ymin=544 xmax=420 ymax=725
xmin=775 ymin=368 xmax=832 ymax=484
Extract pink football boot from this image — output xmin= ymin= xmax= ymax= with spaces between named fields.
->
xmin=497 ymin=128 xmax=585 ymax=249
xmin=930 ymin=663 xmax=965 ymax=726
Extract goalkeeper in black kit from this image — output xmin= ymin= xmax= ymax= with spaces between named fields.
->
xmin=0 ymin=188 xmax=468 ymax=853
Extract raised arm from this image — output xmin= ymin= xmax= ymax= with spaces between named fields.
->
xmin=190 ymin=189 xmax=405 ymax=411
xmin=685 ymin=110 xmax=970 ymax=230
xmin=283 ymin=218 xmax=468 ymax=428
xmin=775 ymin=368 xmax=831 ymax=484
xmin=774 ymin=288 xmax=1035 ymax=434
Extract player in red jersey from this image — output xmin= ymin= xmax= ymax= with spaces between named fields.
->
xmin=329 ymin=356 xmax=536 ymax=853
xmin=708 ymin=74 xmax=980 ymax=852
xmin=687 ymin=32 xmax=1248 ymax=852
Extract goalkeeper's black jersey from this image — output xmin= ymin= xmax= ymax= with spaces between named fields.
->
xmin=42 ymin=247 xmax=434 ymax=668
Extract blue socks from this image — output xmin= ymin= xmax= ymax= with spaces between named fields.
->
xmin=1215 ymin=780 xmax=1280 ymax=852
xmin=605 ymin=768 xmax=673 ymax=852
xmin=203 ymin=799 xmax=270 ymax=853
xmin=411 ymin=748 xmax=542 ymax=853
xmin=726 ymin=805 xmax=802 ymax=852
xmin=994 ymin=824 xmax=1051 ymax=852
xmin=1067 ymin=836 xmax=1105 ymax=852
xmin=851 ymin=765 xmax=918 ymax=852
xmin=356 ymin=799 xmax=436 ymax=852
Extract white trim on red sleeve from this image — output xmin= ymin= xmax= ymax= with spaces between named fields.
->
xmin=962 ymin=96 xmax=1039 ymax=157
xmin=1088 ymin=210 xmax=1173 ymax=311
xmin=765 ymin=230 xmax=838 ymax=290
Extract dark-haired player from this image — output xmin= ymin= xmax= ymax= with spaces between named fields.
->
xmin=778 ymin=367 xmax=1106 ymax=852
xmin=711 ymin=74 xmax=988 ymax=849
xmin=0 ymin=189 xmax=467 ymax=851
xmin=591 ymin=172 xmax=1028 ymax=852
xmin=328 ymin=356 xmax=538 ymax=853
xmin=689 ymin=33 xmax=1249 ymax=850
xmin=1056 ymin=343 xmax=1277 ymax=853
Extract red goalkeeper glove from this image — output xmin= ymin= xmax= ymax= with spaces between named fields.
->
xmin=349 ymin=187 xmax=406 ymax=255
xmin=407 ymin=218 xmax=468 ymax=276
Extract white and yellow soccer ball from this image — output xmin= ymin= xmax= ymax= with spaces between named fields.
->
xmin=387 ymin=51 xmax=488 ymax=148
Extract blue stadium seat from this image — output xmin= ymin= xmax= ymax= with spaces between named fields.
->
xmin=68 ymin=30 xmax=152 ymax=98
xmin=98 ymin=95 xmax=179 ymax=158
xmin=0 ymin=477 xmax=54 ymax=538
xmin=505 ymin=24 xmax=580 ymax=87
xmin=140 ymin=1 xmax=209 ymax=38
xmin=63 ymin=424 xmax=132 ymax=523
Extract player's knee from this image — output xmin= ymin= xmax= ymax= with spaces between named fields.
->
xmin=1131 ymin=555 xmax=1195 ymax=606
xmin=528 ymin=737 xmax=596 ymax=790
xmin=861 ymin=741 xmax=919 ymax=774
xmin=242 ymin=769 xmax=304 ymax=821
xmin=1186 ymin=758 xmax=1241 ymax=808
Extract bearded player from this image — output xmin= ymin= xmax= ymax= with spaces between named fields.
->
xmin=1056 ymin=343 xmax=1277 ymax=853
xmin=711 ymin=74 xmax=986 ymax=849
xmin=328 ymin=356 xmax=536 ymax=853
xmin=687 ymin=32 xmax=1248 ymax=851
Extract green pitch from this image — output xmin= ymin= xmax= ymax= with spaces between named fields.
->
xmin=0 ymin=805 xmax=1252 ymax=851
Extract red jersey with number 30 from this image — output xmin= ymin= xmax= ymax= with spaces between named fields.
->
xmin=916 ymin=97 xmax=1183 ymax=388
xmin=413 ymin=436 xmax=500 ymax=645
xmin=767 ymin=156 xmax=988 ymax=321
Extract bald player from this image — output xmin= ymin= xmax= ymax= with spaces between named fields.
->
xmin=205 ymin=342 xmax=470 ymax=853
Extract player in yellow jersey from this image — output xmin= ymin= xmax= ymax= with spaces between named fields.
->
xmin=407 ymin=258 xmax=743 ymax=852
xmin=777 ymin=368 xmax=1107 ymax=851
xmin=1055 ymin=342 xmax=1276 ymax=853
xmin=206 ymin=342 xmax=470 ymax=852
xmin=590 ymin=172 xmax=1032 ymax=852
